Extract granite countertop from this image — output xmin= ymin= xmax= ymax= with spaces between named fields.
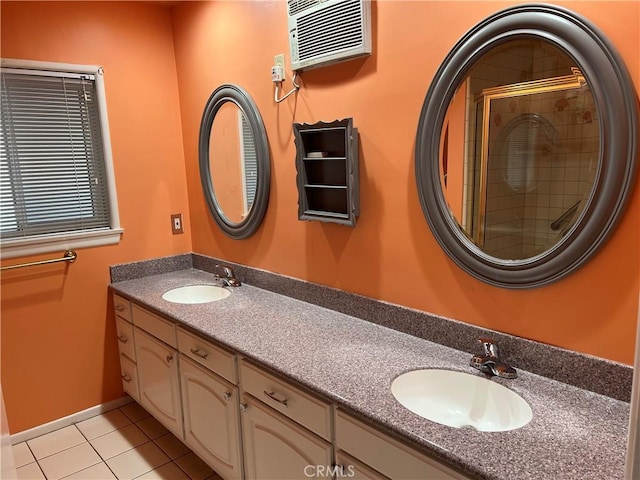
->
xmin=110 ymin=268 xmax=629 ymax=480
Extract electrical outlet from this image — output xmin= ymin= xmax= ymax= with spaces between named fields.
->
xmin=274 ymin=54 xmax=285 ymax=82
xmin=171 ymin=213 xmax=183 ymax=234
xmin=271 ymin=65 xmax=284 ymax=83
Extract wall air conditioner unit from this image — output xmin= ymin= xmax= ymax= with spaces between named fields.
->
xmin=287 ymin=0 xmax=371 ymax=71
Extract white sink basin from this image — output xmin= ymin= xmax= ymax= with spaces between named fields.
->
xmin=391 ymin=369 xmax=532 ymax=432
xmin=162 ymin=285 xmax=230 ymax=304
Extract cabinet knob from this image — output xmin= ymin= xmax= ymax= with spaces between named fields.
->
xmin=190 ymin=347 xmax=208 ymax=360
xmin=117 ymin=335 xmax=128 ymax=344
xmin=115 ymin=305 xmax=125 ymax=312
xmin=121 ymin=374 xmax=132 ymax=383
xmin=223 ymin=391 xmax=232 ymax=401
xmin=264 ymin=390 xmax=288 ymax=407
xmin=166 ymin=354 xmax=173 ymax=363
xmin=240 ymin=403 xmax=248 ymax=413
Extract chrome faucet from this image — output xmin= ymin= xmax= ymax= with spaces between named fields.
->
xmin=470 ymin=338 xmax=517 ymax=379
xmin=214 ymin=264 xmax=241 ymax=287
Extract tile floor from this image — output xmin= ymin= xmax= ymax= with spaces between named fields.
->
xmin=12 ymin=402 xmax=223 ymax=480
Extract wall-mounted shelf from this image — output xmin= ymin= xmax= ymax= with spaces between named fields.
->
xmin=293 ymin=118 xmax=359 ymax=226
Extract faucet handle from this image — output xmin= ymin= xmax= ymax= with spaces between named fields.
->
xmin=214 ymin=264 xmax=232 ymax=277
xmin=214 ymin=264 xmax=241 ymax=287
xmin=478 ymin=338 xmax=500 ymax=358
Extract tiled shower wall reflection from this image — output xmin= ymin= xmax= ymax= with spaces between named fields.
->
xmin=464 ymin=42 xmax=597 ymax=259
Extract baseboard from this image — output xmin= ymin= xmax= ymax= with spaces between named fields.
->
xmin=10 ymin=396 xmax=134 ymax=445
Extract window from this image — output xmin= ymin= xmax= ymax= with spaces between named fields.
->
xmin=0 ymin=59 xmax=122 ymax=258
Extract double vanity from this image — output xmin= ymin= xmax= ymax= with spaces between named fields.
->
xmin=109 ymin=4 xmax=635 ymax=479
xmin=109 ymin=255 xmax=630 ymax=480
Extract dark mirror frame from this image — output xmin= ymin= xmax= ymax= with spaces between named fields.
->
xmin=415 ymin=4 xmax=638 ymax=289
xmin=199 ymin=84 xmax=270 ymax=239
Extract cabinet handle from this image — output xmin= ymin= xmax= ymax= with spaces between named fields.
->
xmin=240 ymin=403 xmax=248 ymax=413
xmin=223 ymin=391 xmax=232 ymax=401
xmin=264 ymin=390 xmax=288 ymax=407
xmin=115 ymin=305 xmax=125 ymax=312
xmin=121 ymin=374 xmax=132 ymax=383
xmin=190 ymin=348 xmax=208 ymax=359
xmin=166 ymin=354 xmax=173 ymax=363
xmin=117 ymin=335 xmax=128 ymax=344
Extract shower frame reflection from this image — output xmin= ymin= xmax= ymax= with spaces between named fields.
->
xmin=457 ymin=67 xmax=595 ymax=260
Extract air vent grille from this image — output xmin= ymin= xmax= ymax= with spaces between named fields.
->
xmin=288 ymin=0 xmax=322 ymax=16
xmin=288 ymin=0 xmax=371 ymax=71
xmin=296 ymin=0 xmax=363 ymax=62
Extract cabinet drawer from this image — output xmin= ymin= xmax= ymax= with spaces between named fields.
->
xmin=132 ymin=304 xmax=176 ymax=347
xmin=115 ymin=316 xmax=135 ymax=361
xmin=177 ymin=327 xmax=237 ymax=384
xmin=120 ymin=354 xmax=139 ymax=401
xmin=240 ymin=360 xmax=331 ymax=441
xmin=335 ymin=410 xmax=465 ymax=480
xmin=113 ymin=294 xmax=132 ymax=322
xmin=336 ymin=451 xmax=390 ymax=480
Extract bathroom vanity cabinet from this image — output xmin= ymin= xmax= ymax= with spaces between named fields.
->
xmin=239 ymin=359 xmax=333 ymax=479
xmin=111 ymin=293 xmax=469 ymax=480
xmin=177 ymin=327 xmax=243 ymax=480
xmin=113 ymin=296 xmax=244 ymax=478
xmin=293 ymin=118 xmax=359 ymax=226
xmin=132 ymin=306 xmax=183 ymax=438
xmin=114 ymin=295 xmax=139 ymax=401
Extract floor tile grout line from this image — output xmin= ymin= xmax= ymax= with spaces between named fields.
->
xmin=18 ymin=440 xmax=39 ymax=469
xmin=74 ymin=408 xmax=136 ymax=444
xmin=119 ymin=405 xmax=151 ymax=424
xmin=17 ymin=460 xmax=47 ymax=479
xmin=68 ymin=421 xmax=117 ymax=478
xmin=30 ymin=410 xmax=153 ymax=478
xmin=18 ymin=403 xmax=218 ymax=480
xmin=134 ymin=456 xmax=174 ymax=480
xmin=85 ymin=421 xmax=152 ymax=462
xmin=33 ymin=426 xmax=103 ymax=480
xmin=26 ymin=423 xmax=82 ymax=448
xmin=27 ymin=435 xmax=87 ymax=462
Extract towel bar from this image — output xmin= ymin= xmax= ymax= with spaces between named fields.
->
xmin=0 ymin=250 xmax=77 ymax=271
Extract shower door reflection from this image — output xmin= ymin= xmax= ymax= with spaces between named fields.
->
xmin=467 ymin=68 xmax=599 ymax=260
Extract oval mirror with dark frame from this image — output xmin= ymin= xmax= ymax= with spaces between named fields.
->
xmin=416 ymin=4 xmax=638 ymax=288
xmin=199 ymin=84 xmax=270 ymax=239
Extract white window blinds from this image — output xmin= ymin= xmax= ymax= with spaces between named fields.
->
xmin=240 ymin=113 xmax=257 ymax=213
xmin=1 ymin=68 xmax=112 ymax=240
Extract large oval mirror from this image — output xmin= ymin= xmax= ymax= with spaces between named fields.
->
xmin=416 ymin=4 xmax=638 ymax=288
xmin=199 ymin=84 xmax=270 ymax=239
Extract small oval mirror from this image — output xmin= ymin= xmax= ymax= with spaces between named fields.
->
xmin=199 ymin=85 xmax=270 ymax=239
xmin=416 ymin=5 xmax=638 ymax=288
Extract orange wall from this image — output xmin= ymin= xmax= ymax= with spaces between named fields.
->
xmin=172 ymin=1 xmax=639 ymax=365
xmin=1 ymin=0 xmax=638 ymax=434
xmin=0 ymin=2 xmax=191 ymax=433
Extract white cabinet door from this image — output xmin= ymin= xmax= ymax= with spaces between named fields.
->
xmin=241 ymin=395 xmax=332 ymax=480
xmin=135 ymin=328 xmax=183 ymax=438
xmin=180 ymin=356 xmax=242 ymax=480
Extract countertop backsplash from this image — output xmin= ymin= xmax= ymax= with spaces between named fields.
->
xmin=110 ymin=252 xmax=632 ymax=402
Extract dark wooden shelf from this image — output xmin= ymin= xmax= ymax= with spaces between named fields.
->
xmin=293 ymin=119 xmax=359 ymax=226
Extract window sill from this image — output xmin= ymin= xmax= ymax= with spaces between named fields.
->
xmin=0 ymin=228 xmax=124 ymax=260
